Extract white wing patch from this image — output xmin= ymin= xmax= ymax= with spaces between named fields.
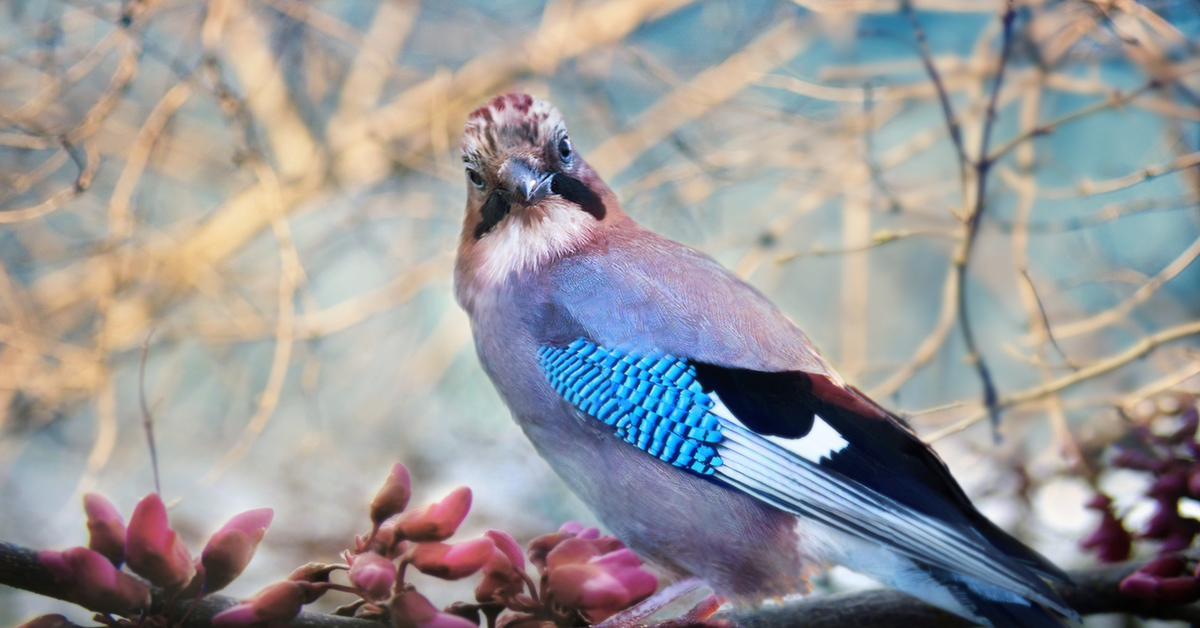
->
xmin=709 ymin=393 xmax=849 ymax=463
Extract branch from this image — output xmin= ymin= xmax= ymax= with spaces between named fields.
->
xmin=954 ymin=0 xmax=1016 ymax=439
xmin=4 ymin=540 xmax=1200 ymax=628
xmin=928 ymin=318 xmax=1200 ymax=441
xmin=720 ymin=556 xmax=1200 ymax=628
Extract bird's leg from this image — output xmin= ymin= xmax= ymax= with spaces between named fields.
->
xmin=592 ymin=579 xmax=725 ymax=628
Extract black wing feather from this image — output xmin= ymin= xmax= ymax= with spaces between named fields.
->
xmin=692 ymin=363 xmax=1071 ymax=584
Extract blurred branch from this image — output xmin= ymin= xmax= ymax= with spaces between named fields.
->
xmin=587 ymin=18 xmax=811 ymax=176
xmin=4 ymin=540 xmax=1200 ymax=628
xmin=929 ymin=318 xmax=1200 ymax=441
xmin=1032 ymin=230 xmax=1200 ymax=343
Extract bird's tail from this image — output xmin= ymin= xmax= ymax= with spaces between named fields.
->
xmin=910 ymin=561 xmax=1074 ymax=628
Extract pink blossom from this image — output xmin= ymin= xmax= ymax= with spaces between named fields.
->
xmin=1080 ymin=494 xmax=1131 ymax=563
xmin=125 ymin=493 xmax=196 ymax=589
xmin=391 ymin=589 xmax=478 ymax=628
xmin=545 ymin=561 xmax=657 ymax=623
xmin=545 ymin=538 xmax=601 ymax=569
xmin=212 ymin=580 xmax=326 ymax=627
xmin=484 ymin=529 xmax=525 ymax=571
xmin=394 ymin=486 xmax=472 ymax=542
xmin=1120 ymin=572 xmax=1200 ymax=605
xmin=16 ymin=615 xmax=78 ymax=628
xmin=410 ymin=537 xmax=495 ymax=580
xmin=371 ymin=463 xmax=413 ymax=527
xmin=474 ymin=547 xmax=524 ymax=603
xmin=348 ymin=551 xmax=396 ymax=601
xmin=202 ymin=508 xmax=274 ymax=593
xmin=82 ymin=494 xmax=126 ymax=567
xmin=38 ymin=547 xmax=150 ymax=614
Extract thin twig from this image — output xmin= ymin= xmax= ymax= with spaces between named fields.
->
xmin=900 ymin=0 xmax=970 ymax=175
xmin=139 ymin=329 xmax=162 ymax=496
xmin=929 ymin=318 xmax=1200 ymax=441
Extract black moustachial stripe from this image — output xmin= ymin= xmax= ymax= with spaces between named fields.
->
xmin=551 ymin=173 xmax=606 ymax=221
xmin=474 ymin=192 xmax=511 ymax=239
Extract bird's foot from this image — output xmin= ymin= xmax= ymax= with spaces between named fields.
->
xmin=592 ymin=579 xmax=725 ymax=628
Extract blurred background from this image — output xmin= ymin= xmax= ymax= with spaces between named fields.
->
xmin=2 ymin=0 xmax=1199 ymax=625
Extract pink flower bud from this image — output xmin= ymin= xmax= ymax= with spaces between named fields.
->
xmin=576 ymin=527 xmax=601 ymax=540
xmin=484 ymin=530 xmax=525 ymax=571
xmin=1188 ymin=466 xmax=1200 ymax=499
xmin=558 ymin=521 xmax=584 ymax=535
xmin=410 ymin=537 xmax=496 ymax=580
xmin=125 ymin=493 xmax=196 ymax=589
xmin=527 ymin=533 xmax=571 ymax=573
xmin=213 ymin=580 xmax=324 ymax=627
xmin=545 ymin=564 xmax=655 ymax=623
xmin=202 ymin=508 xmax=274 ymax=593
xmin=83 ymin=494 xmax=125 ymax=567
xmin=391 ymin=589 xmax=478 ymax=628
xmin=371 ymin=463 xmax=413 ymax=527
xmin=1140 ymin=554 xmax=1187 ymax=577
xmin=588 ymin=548 xmax=641 ymax=569
xmin=39 ymin=547 xmax=151 ymax=614
xmin=1120 ymin=572 xmax=1200 ymax=605
xmin=1149 ymin=469 xmax=1188 ymax=500
xmin=545 ymin=538 xmax=600 ymax=569
xmin=1080 ymin=504 xmax=1131 ymax=563
xmin=17 ymin=615 xmax=79 ymax=628
xmin=349 ymin=551 xmax=396 ymax=601
xmin=395 ymin=487 xmax=472 ymax=542
xmin=474 ymin=548 xmax=523 ymax=603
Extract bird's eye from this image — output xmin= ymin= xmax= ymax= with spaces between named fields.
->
xmin=558 ymin=137 xmax=572 ymax=161
xmin=467 ymin=168 xmax=485 ymax=189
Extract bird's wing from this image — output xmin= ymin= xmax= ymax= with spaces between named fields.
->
xmin=537 ymin=338 xmax=1074 ymax=619
xmin=544 ymin=230 xmax=1072 ymax=615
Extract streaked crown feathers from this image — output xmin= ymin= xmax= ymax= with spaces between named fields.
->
xmin=462 ymin=93 xmax=566 ymax=166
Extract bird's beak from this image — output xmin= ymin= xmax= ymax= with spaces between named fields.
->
xmin=500 ymin=157 xmax=553 ymax=205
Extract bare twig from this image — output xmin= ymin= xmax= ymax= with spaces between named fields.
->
xmin=140 ymin=330 xmax=162 ymax=496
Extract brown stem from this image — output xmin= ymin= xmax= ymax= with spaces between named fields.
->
xmin=3 ymin=540 xmax=1198 ymax=628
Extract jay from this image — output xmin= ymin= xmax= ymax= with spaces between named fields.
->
xmin=453 ymin=93 xmax=1077 ymax=628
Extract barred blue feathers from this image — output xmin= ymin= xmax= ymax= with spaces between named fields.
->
xmin=537 ymin=338 xmax=723 ymax=474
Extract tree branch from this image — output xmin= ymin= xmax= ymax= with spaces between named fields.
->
xmin=4 ymin=540 xmax=1200 ymax=628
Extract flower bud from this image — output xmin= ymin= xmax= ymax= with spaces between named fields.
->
xmin=1149 ymin=469 xmax=1188 ymax=500
xmin=545 ymin=563 xmax=657 ymax=623
xmin=410 ymin=537 xmax=496 ymax=580
xmin=474 ymin=548 xmax=523 ymax=603
xmin=83 ymin=494 xmax=126 ymax=567
xmin=484 ymin=530 xmax=525 ymax=571
xmin=1120 ymin=572 xmax=1200 ymax=605
xmin=394 ymin=487 xmax=472 ymax=542
xmin=39 ymin=547 xmax=151 ymax=614
xmin=391 ymin=589 xmax=478 ymax=628
xmin=17 ymin=615 xmax=81 ymax=628
xmin=588 ymin=548 xmax=640 ymax=569
xmin=527 ymin=532 xmax=571 ymax=573
xmin=213 ymin=581 xmax=309 ymax=627
xmin=349 ymin=551 xmax=396 ymax=601
xmin=371 ymin=463 xmax=413 ymax=528
xmin=1140 ymin=554 xmax=1186 ymax=577
xmin=202 ymin=508 xmax=274 ymax=593
xmin=125 ymin=493 xmax=196 ymax=589
xmin=545 ymin=538 xmax=600 ymax=569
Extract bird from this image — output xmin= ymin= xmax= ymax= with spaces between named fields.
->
xmin=453 ymin=93 xmax=1078 ymax=628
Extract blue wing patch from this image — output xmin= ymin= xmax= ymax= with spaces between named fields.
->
xmin=537 ymin=338 xmax=723 ymax=474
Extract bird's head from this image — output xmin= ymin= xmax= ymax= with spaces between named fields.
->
xmin=456 ymin=93 xmax=622 ymax=293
